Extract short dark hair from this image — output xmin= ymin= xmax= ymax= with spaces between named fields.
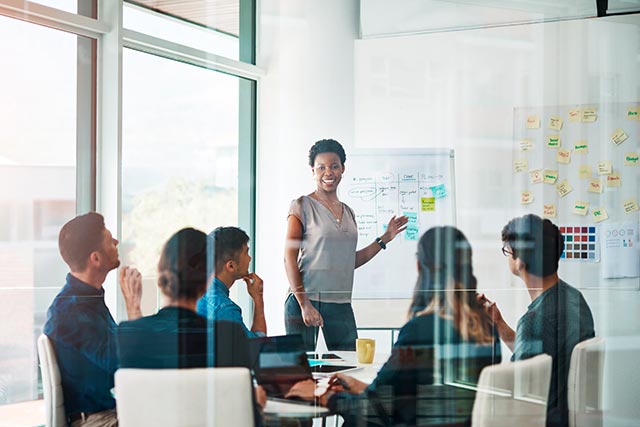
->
xmin=308 ymin=139 xmax=346 ymax=167
xmin=58 ymin=212 xmax=106 ymax=272
xmin=209 ymin=226 xmax=250 ymax=272
xmin=501 ymin=214 xmax=564 ymax=277
xmin=157 ymin=228 xmax=208 ymax=300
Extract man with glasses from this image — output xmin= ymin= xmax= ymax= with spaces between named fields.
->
xmin=478 ymin=214 xmax=595 ymax=427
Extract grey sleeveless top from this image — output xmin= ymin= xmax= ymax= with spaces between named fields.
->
xmin=288 ymin=195 xmax=358 ymax=303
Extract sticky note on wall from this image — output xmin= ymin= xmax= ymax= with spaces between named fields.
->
xmin=574 ymin=141 xmax=588 ymax=154
xmin=611 ymin=128 xmax=628 ymax=145
xmin=588 ymin=179 xmax=603 ymax=193
xmin=521 ymin=191 xmax=534 ymax=204
xmin=568 ymin=108 xmax=581 ymax=122
xmin=514 ymin=159 xmax=528 ymax=173
xmin=557 ymin=149 xmax=571 ymax=164
xmin=581 ymin=109 xmax=598 ymax=122
xmin=606 ymin=174 xmax=621 ymax=187
xmin=544 ymin=170 xmax=558 ymax=184
xmin=556 ymin=180 xmax=573 ymax=197
xmin=592 ymin=208 xmax=608 ymax=223
xmin=624 ymin=153 xmax=639 ymax=166
xmin=519 ymin=139 xmax=534 ymax=151
xmin=530 ymin=169 xmax=544 ymax=184
xmin=526 ymin=115 xmax=540 ymax=128
xmin=623 ymin=199 xmax=639 ymax=213
xmin=543 ymin=204 xmax=557 ymax=218
xmin=421 ymin=197 xmax=435 ymax=212
xmin=578 ymin=165 xmax=592 ymax=179
xmin=430 ymin=184 xmax=447 ymax=198
xmin=597 ymin=161 xmax=612 ymax=175
xmin=627 ymin=107 xmax=640 ymax=120
xmin=549 ymin=115 xmax=563 ymax=130
xmin=547 ymin=135 xmax=561 ymax=148
xmin=573 ymin=202 xmax=589 ymax=216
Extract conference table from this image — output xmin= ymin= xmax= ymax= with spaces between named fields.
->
xmin=262 ymin=351 xmax=386 ymax=426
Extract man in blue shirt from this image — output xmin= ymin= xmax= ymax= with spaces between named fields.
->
xmin=479 ymin=215 xmax=595 ymax=427
xmin=197 ymin=226 xmax=267 ymax=337
xmin=43 ymin=212 xmax=142 ymax=427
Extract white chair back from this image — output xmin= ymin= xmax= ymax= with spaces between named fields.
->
xmin=472 ymin=354 xmax=552 ymax=427
xmin=568 ymin=337 xmax=605 ymax=427
xmin=115 ymin=367 xmax=255 ymax=427
xmin=37 ymin=334 xmax=67 ymax=427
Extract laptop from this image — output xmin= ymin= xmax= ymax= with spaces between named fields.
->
xmin=252 ymin=335 xmax=358 ymax=401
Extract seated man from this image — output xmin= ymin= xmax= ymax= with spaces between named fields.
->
xmin=43 ymin=212 xmax=142 ymax=427
xmin=117 ymin=228 xmax=265 ymax=423
xmin=479 ymin=214 xmax=595 ymax=427
xmin=197 ymin=226 xmax=267 ymax=337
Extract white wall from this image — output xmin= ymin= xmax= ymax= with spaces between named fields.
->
xmin=257 ymin=6 xmax=640 ymax=425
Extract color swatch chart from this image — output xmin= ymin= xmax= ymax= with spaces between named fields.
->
xmin=559 ymin=225 xmax=599 ymax=262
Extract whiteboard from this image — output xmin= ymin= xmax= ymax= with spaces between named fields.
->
xmin=341 ymin=149 xmax=456 ymax=299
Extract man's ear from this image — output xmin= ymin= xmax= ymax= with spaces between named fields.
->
xmin=225 ymin=259 xmax=236 ymax=272
xmin=86 ymin=251 xmax=100 ymax=268
xmin=514 ymin=257 xmax=526 ymax=272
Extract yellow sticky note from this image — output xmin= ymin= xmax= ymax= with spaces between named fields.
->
xmin=624 ymin=152 xmax=639 ymax=166
xmin=574 ymin=141 xmax=588 ymax=154
xmin=606 ymin=173 xmax=621 ymax=187
xmin=623 ymin=198 xmax=639 ymax=213
xmin=597 ymin=161 xmax=612 ymax=175
xmin=514 ymin=159 xmax=528 ymax=173
xmin=588 ymin=179 xmax=603 ymax=194
xmin=421 ymin=197 xmax=435 ymax=212
xmin=519 ymin=138 xmax=534 ymax=151
xmin=543 ymin=204 xmax=557 ymax=218
xmin=581 ymin=109 xmax=598 ymax=122
xmin=530 ymin=169 xmax=544 ymax=184
xmin=526 ymin=115 xmax=541 ymax=129
xmin=627 ymin=107 xmax=640 ymax=120
xmin=521 ymin=191 xmax=534 ymax=205
xmin=611 ymin=128 xmax=628 ymax=145
xmin=573 ymin=201 xmax=589 ymax=216
xmin=557 ymin=149 xmax=571 ymax=164
xmin=556 ymin=180 xmax=573 ymax=197
xmin=592 ymin=208 xmax=609 ymax=223
xmin=544 ymin=170 xmax=558 ymax=184
xmin=568 ymin=108 xmax=581 ymax=122
xmin=547 ymin=135 xmax=561 ymax=148
xmin=578 ymin=165 xmax=592 ymax=179
xmin=549 ymin=115 xmax=563 ymax=130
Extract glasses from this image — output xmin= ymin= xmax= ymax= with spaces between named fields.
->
xmin=501 ymin=245 xmax=514 ymax=257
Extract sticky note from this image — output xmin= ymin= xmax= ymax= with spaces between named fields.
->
xmin=588 ymin=179 xmax=603 ymax=193
xmin=526 ymin=115 xmax=540 ymax=129
xmin=404 ymin=211 xmax=418 ymax=226
xmin=421 ymin=197 xmax=435 ymax=212
xmin=549 ymin=115 xmax=563 ymax=130
xmin=597 ymin=161 xmax=612 ymax=175
xmin=530 ymin=169 xmax=544 ymax=184
xmin=574 ymin=141 xmax=588 ymax=154
xmin=431 ymin=184 xmax=447 ymax=199
xmin=581 ymin=109 xmax=597 ymax=122
xmin=514 ymin=159 xmax=528 ymax=173
xmin=592 ymin=208 xmax=608 ymax=223
xmin=573 ymin=202 xmax=589 ymax=216
xmin=578 ymin=165 xmax=592 ymax=179
xmin=623 ymin=198 xmax=639 ymax=213
xmin=405 ymin=227 xmax=419 ymax=241
xmin=557 ymin=149 xmax=571 ymax=164
xmin=543 ymin=170 xmax=558 ymax=184
xmin=624 ymin=152 xmax=639 ymax=166
xmin=556 ymin=180 xmax=573 ymax=197
xmin=521 ymin=191 xmax=534 ymax=204
xmin=606 ymin=173 xmax=621 ymax=187
xmin=568 ymin=108 xmax=581 ymax=122
xmin=627 ymin=107 xmax=640 ymax=120
xmin=519 ymin=138 xmax=534 ymax=151
xmin=611 ymin=128 xmax=628 ymax=145
xmin=543 ymin=204 xmax=557 ymax=218
xmin=547 ymin=135 xmax=561 ymax=148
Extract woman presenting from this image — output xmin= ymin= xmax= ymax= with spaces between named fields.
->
xmin=284 ymin=139 xmax=408 ymax=350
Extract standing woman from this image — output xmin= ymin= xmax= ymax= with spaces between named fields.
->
xmin=284 ymin=139 xmax=408 ymax=350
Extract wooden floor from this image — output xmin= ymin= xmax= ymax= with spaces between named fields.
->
xmin=0 ymin=399 xmax=44 ymax=427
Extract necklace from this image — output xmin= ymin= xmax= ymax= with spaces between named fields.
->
xmin=313 ymin=191 xmax=343 ymax=223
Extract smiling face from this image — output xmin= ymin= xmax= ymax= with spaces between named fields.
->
xmin=312 ymin=152 xmax=345 ymax=194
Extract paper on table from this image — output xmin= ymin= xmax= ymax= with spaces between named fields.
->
xmin=602 ymin=222 xmax=640 ymax=279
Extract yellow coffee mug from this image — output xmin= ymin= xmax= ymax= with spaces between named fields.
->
xmin=356 ymin=338 xmax=375 ymax=364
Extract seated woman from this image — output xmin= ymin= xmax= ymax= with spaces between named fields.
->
xmin=287 ymin=226 xmax=501 ymax=427
xmin=117 ymin=228 xmax=265 ymax=413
